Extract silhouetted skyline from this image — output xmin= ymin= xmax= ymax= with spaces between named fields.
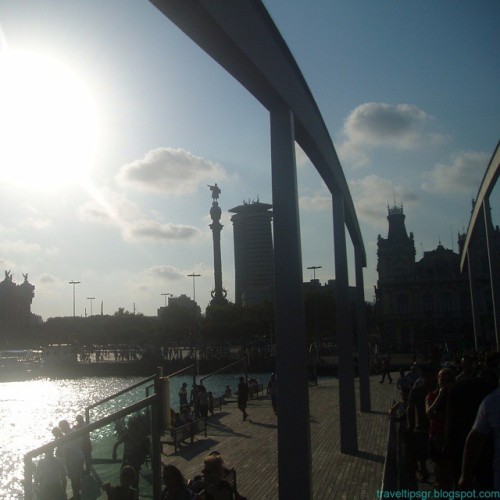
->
xmin=0 ymin=0 xmax=498 ymax=319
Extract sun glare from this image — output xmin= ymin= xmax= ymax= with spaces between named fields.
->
xmin=0 ymin=50 xmax=99 ymax=189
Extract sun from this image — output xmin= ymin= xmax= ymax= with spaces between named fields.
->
xmin=0 ymin=50 xmax=99 ymax=190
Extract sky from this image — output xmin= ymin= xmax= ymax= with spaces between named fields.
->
xmin=0 ymin=0 xmax=499 ymax=320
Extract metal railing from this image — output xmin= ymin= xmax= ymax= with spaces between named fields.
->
xmin=199 ymin=357 xmax=247 ymax=386
xmin=85 ymin=374 xmax=156 ymax=423
xmin=24 ymin=371 xmax=167 ymax=500
xmin=162 ymin=417 xmax=208 ymax=452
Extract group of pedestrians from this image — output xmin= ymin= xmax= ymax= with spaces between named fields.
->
xmin=35 ymin=415 xmax=91 ymax=500
xmin=161 ymin=451 xmax=245 ymax=500
xmin=391 ymin=351 xmax=500 ymax=491
xmin=177 ymin=383 xmax=216 ymax=421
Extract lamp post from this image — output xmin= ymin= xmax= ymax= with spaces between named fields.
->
xmin=307 ymin=265 xmax=322 ymax=281
xmin=69 ymin=280 xmax=81 ymax=317
xmin=161 ymin=293 xmax=172 ymax=306
xmin=306 ymin=266 xmax=322 ymax=386
xmin=187 ymin=273 xmax=201 ymax=302
xmin=86 ymin=297 xmax=95 ymax=316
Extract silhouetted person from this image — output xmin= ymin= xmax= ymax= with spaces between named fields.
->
xmin=407 ymin=365 xmax=437 ymax=482
xmin=34 ymin=449 xmax=67 ymax=500
xmin=237 ymin=377 xmax=249 ymax=421
xmin=379 ymin=355 xmax=392 ymax=384
xmin=58 ymin=419 xmax=84 ymax=500
xmin=161 ymin=464 xmax=192 ymax=500
xmin=103 ymin=465 xmax=138 ymax=500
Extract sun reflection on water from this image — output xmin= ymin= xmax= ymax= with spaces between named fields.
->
xmin=0 ymin=377 xmax=141 ymax=499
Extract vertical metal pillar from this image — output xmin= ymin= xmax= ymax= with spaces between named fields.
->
xmin=354 ymin=245 xmax=371 ymax=412
xmin=332 ymin=192 xmax=358 ymax=453
xmin=270 ymin=107 xmax=312 ymax=500
xmin=151 ymin=397 xmax=163 ymax=499
xmin=467 ymin=251 xmax=480 ymax=351
xmin=483 ymin=200 xmax=500 ymax=349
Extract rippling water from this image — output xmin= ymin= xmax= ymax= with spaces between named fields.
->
xmin=0 ymin=373 xmax=260 ymax=499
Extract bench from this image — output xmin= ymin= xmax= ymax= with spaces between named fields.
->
xmin=162 ymin=417 xmax=207 ymax=452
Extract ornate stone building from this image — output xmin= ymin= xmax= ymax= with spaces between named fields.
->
xmin=375 ymin=206 xmax=473 ymax=352
xmin=0 ymin=271 xmax=35 ymax=326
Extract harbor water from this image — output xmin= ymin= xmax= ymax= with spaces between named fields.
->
xmin=0 ymin=372 xmax=262 ymax=499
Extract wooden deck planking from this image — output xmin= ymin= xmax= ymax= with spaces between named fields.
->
xmin=161 ymin=376 xmax=396 ymax=499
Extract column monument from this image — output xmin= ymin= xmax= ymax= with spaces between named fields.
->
xmin=208 ymin=183 xmax=228 ymax=305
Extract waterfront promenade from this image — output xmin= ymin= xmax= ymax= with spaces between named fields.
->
xmin=161 ymin=376 xmax=396 ymax=499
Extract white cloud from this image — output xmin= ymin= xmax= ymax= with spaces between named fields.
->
xmin=299 ymin=193 xmax=331 ymax=211
xmin=78 ymin=189 xmax=142 ymax=227
xmin=0 ymin=239 xmax=44 ymax=256
xmin=421 ymin=151 xmax=489 ymax=194
xmin=125 ymin=220 xmax=202 ymax=242
xmin=146 ymin=265 xmax=185 ymax=281
xmin=295 ymin=144 xmax=311 ymax=168
xmin=20 ymin=216 xmax=52 ymax=229
xmin=116 ymin=147 xmax=227 ymax=194
xmin=38 ymin=273 xmax=58 ymax=285
xmin=338 ymin=102 xmax=444 ymax=168
xmin=349 ymin=175 xmax=419 ymax=227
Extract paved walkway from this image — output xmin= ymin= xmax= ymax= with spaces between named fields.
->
xmin=161 ymin=376 xmax=398 ymax=499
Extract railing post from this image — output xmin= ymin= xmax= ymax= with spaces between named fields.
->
xmin=151 ymin=396 xmax=163 ymax=499
xmin=24 ymin=455 xmax=33 ymax=500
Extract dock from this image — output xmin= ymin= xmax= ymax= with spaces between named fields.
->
xmin=161 ymin=376 xmax=396 ymax=499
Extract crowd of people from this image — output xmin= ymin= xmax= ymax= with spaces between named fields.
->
xmin=161 ymin=451 xmax=244 ymax=500
xmin=389 ymin=350 xmax=500 ymax=491
xmin=32 ymin=373 xmax=275 ymax=499
xmin=34 ymin=416 xmax=91 ymax=500
xmin=34 ymin=411 xmax=151 ymax=500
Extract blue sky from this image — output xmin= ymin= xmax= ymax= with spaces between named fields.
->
xmin=0 ymin=1 xmax=499 ymax=320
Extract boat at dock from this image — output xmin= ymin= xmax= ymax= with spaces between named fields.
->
xmin=0 ymin=350 xmax=42 ymax=382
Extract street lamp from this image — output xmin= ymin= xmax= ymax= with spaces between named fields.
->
xmin=86 ymin=297 xmax=95 ymax=316
xmin=307 ymin=265 xmax=322 ymax=281
xmin=187 ymin=273 xmax=201 ymax=302
xmin=161 ymin=292 xmax=172 ymax=306
xmin=69 ymin=280 xmax=81 ymax=317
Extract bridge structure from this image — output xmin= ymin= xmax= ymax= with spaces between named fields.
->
xmin=460 ymin=140 xmax=500 ymax=350
xmin=149 ymin=2 xmax=370 ymax=498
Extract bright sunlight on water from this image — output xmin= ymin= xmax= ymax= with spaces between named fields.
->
xmin=0 ymin=373 xmax=258 ymax=498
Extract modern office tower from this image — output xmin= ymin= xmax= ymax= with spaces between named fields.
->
xmin=229 ymin=200 xmax=274 ymax=305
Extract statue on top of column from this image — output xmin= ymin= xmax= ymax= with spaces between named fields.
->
xmin=208 ymin=183 xmax=221 ymax=201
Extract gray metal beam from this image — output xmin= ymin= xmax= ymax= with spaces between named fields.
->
xmin=270 ymin=107 xmax=312 ymax=499
xmin=355 ymin=244 xmax=371 ymax=412
xmin=332 ymin=193 xmax=358 ymax=453
xmin=149 ymin=0 xmax=365 ymax=263
xmin=460 ymin=140 xmax=500 ymax=271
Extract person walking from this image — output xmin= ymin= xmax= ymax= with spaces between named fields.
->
xmin=237 ymin=377 xmax=249 ymax=421
xmin=179 ymin=383 xmax=188 ymax=408
xmin=379 ymin=355 xmax=393 ymax=384
xmin=267 ymin=373 xmax=278 ymax=415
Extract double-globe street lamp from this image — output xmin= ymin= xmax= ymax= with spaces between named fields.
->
xmin=161 ymin=292 xmax=172 ymax=307
xmin=87 ymin=296 xmax=95 ymax=316
xmin=187 ymin=273 xmax=201 ymax=302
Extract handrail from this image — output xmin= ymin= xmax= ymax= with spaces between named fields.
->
xmin=200 ymin=357 xmax=246 ymax=385
xmin=25 ymin=395 xmax=157 ymax=460
xmin=24 ymin=394 xmax=160 ymax=500
xmin=85 ymin=373 xmax=156 ymax=422
xmin=165 ymin=363 xmax=195 ymax=378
